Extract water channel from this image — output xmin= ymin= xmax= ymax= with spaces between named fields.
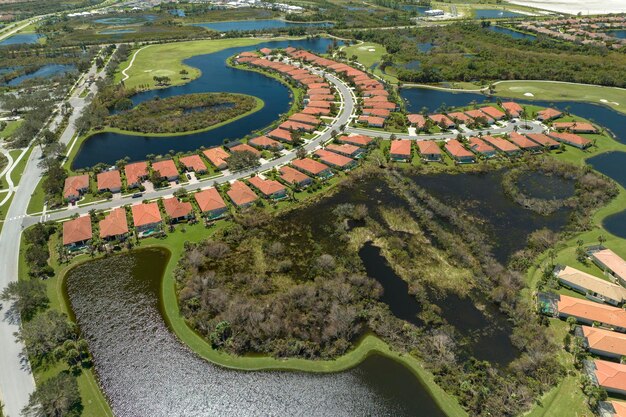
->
xmin=72 ymin=37 xmax=336 ymax=169
xmin=65 ymin=248 xmax=448 ymax=417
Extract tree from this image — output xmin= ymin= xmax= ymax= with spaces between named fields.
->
xmin=22 ymin=373 xmax=81 ymax=417
xmin=227 ymin=151 xmax=260 ymax=171
xmin=17 ymin=310 xmax=76 ymax=359
xmin=179 ymin=69 xmax=189 ymax=79
xmin=296 ymin=147 xmax=306 ymax=159
xmin=0 ymin=279 xmax=48 ymax=321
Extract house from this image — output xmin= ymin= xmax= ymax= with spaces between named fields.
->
xmin=227 ymin=180 xmax=259 ymax=208
xmin=63 ymin=174 xmax=89 ymax=202
xmin=249 ymin=136 xmax=283 ymax=151
xmin=151 ymin=160 xmax=179 ymax=181
xmin=389 ymin=140 xmax=412 ymax=162
xmin=548 ymin=131 xmax=592 ymax=149
xmin=292 ymin=158 xmax=333 ymax=178
xmin=358 ymin=116 xmax=385 ymax=127
xmin=307 ymin=101 xmax=331 ymax=109
xmin=268 ymin=128 xmax=295 ymax=143
xmin=555 ymin=265 xmax=626 ymax=306
xmin=230 ymin=143 xmax=261 ymax=157
xmin=99 ymin=207 xmax=129 ymax=241
xmin=124 ymin=162 xmax=148 ymax=188
xmin=194 ymin=188 xmax=228 ymax=219
xmin=279 ymin=121 xmax=315 ymax=133
xmin=553 ymin=122 xmax=597 ymax=133
xmin=362 ymin=108 xmax=390 ymax=118
xmin=97 ymin=170 xmax=122 ymax=193
xmin=445 ymin=139 xmax=475 ymax=164
xmin=416 ymin=141 xmax=442 ymax=162
xmin=599 ymin=400 xmax=626 ymax=417
xmin=428 ymin=114 xmax=455 ymax=129
xmin=480 ymin=106 xmax=506 ymax=121
xmin=62 ymin=216 xmax=92 ymax=249
xmin=314 ymin=149 xmax=356 ymax=170
xmin=259 ymin=47 xmax=272 ymax=55
xmin=586 ymin=360 xmax=626 ymax=396
xmin=556 ymin=294 xmax=626 ymax=332
xmin=526 ymin=133 xmax=560 ymax=149
xmin=468 ymin=137 xmax=497 ymax=157
xmin=248 ymin=176 xmax=287 ymax=199
xmin=203 ymin=147 xmax=230 ymax=170
xmin=579 ymin=326 xmax=626 ymax=360
xmin=501 ymin=101 xmax=523 ymax=118
xmin=301 ymin=106 xmax=331 ymax=116
xmin=465 ymin=109 xmax=493 ymax=125
xmin=162 ymin=197 xmax=193 ymax=223
xmin=537 ymin=108 xmax=563 ymax=121
xmin=326 ymin=143 xmax=364 ymax=158
xmin=447 ymin=112 xmax=473 ymax=125
xmin=179 ymin=155 xmax=207 ymax=174
xmin=407 ymin=114 xmax=427 ymax=129
xmin=131 ymin=203 xmax=162 ymax=237
xmin=279 ymin=165 xmax=312 ymax=187
xmin=508 ymin=132 xmax=543 ymax=153
xmin=288 ymin=113 xmax=320 ymax=126
xmin=588 ymin=248 xmax=626 ymax=287
xmin=482 ymin=135 xmax=521 ymax=156
xmin=337 ymin=134 xmax=373 ymax=147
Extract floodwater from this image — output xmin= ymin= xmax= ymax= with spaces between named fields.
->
xmin=517 ymin=171 xmax=575 ymax=200
xmin=193 ymin=19 xmax=333 ymax=32
xmin=72 ymin=37 xmax=337 ymax=169
xmin=65 ymin=248 xmax=447 ymax=417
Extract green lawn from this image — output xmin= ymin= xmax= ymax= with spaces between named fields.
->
xmin=9 ymin=147 xmax=32 ymax=185
xmin=494 ymin=81 xmax=626 ymax=115
xmin=343 ymin=42 xmax=398 ymax=83
xmin=0 ymin=119 xmax=22 ymax=141
xmin=116 ymin=38 xmax=292 ymax=90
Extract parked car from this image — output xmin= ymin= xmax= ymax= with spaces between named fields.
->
xmin=132 ymin=193 xmax=142 ymax=198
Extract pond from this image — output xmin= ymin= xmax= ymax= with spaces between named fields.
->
xmin=517 ymin=171 xmax=576 ymax=200
xmin=72 ymin=37 xmax=337 ymax=169
xmin=403 ymin=60 xmax=421 ymax=70
xmin=417 ymin=42 xmax=433 ymax=53
xmin=400 ymin=5 xmax=430 ymax=14
xmin=474 ymin=9 xmax=525 ymax=19
xmin=93 ymin=15 xmax=157 ymax=25
xmin=400 ymin=86 xmax=626 ymax=145
xmin=97 ymin=29 xmax=137 ymax=35
xmin=64 ymin=248 xmax=447 ymax=417
xmin=606 ymin=30 xmax=626 ymax=39
xmin=485 ymin=25 xmax=536 ymax=40
xmin=5 ymin=64 xmax=76 ymax=86
xmin=192 ymin=19 xmax=333 ymax=32
xmin=587 ymin=151 xmax=626 ymax=239
xmin=0 ymin=33 xmax=43 ymax=46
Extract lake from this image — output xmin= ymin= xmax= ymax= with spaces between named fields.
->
xmin=474 ymin=9 xmax=525 ymax=19
xmin=401 ymin=5 xmax=430 ymax=14
xmin=0 ymin=33 xmax=43 ymax=46
xmin=65 ymin=248 xmax=447 ymax=417
xmin=72 ymin=37 xmax=337 ymax=169
xmin=587 ymin=151 xmax=626 ymax=239
xmin=193 ymin=19 xmax=333 ymax=32
xmin=606 ymin=30 xmax=626 ymax=39
xmin=485 ymin=25 xmax=536 ymax=40
xmin=5 ymin=64 xmax=76 ymax=86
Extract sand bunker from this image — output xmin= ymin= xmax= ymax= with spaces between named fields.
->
xmin=524 ymin=92 xmax=534 ymax=97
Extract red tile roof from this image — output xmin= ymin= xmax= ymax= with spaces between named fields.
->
xmin=526 ymin=133 xmax=560 ymax=148
xmin=552 ymin=122 xmax=597 ymax=133
xmin=131 ymin=203 xmax=162 ymax=227
xmin=292 ymin=158 xmax=330 ymax=175
xmin=259 ymin=48 xmax=272 ymax=55
xmin=326 ymin=143 xmax=361 ymax=156
xmin=288 ymin=112 xmax=320 ymax=125
xmin=593 ymin=360 xmax=626 ymax=392
xmin=363 ymin=108 xmax=390 ymax=118
xmin=558 ymin=294 xmax=626 ymax=329
xmin=163 ymin=197 xmax=193 ymax=219
xmin=582 ymin=326 xmax=626 ymax=357
xmin=337 ymin=135 xmax=373 ymax=147
xmin=249 ymin=136 xmax=282 ymax=149
xmin=501 ymin=101 xmax=523 ymax=117
xmin=301 ymin=107 xmax=331 ymax=116
xmin=445 ymin=139 xmax=474 ymax=158
xmin=279 ymin=121 xmax=315 ymax=132
xmin=429 ymin=113 xmax=455 ymax=127
xmin=97 ymin=170 xmax=121 ymax=191
xmin=538 ymin=108 xmax=563 ymax=120
xmin=125 ymin=161 xmax=148 ymax=185
xmin=480 ymin=106 xmax=506 ymax=120
xmin=63 ymin=174 xmax=89 ymax=198
xmin=407 ymin=114 xmax=427 ymax=128
xmin=469 ymin=137 xmax=496 ymax=154
xmin=482 ymin=135 xmax=520 ymax=153
xmin=358 ymin=115 xmax=385 ymax=126
xmin=179 ymin=155 xmax=207 ymax=172
xmin=548 ymin=131 xmax=591 ymax=148
xmin=508 ymin=132 xmax=541 ymax=149
xmin=63 ymin=216 xmax=92 ymax=245
xmin=152 ymin=159 xmax=178 ymax=179
xmin=416 ymin=141 xmax=441 ymax=155
xmin=465 ymin=109 xmax=493 ymax=123
xmin=194 ymin=188 xmax=227 ymax=213
xmin=248 ymin=176 xmax=286 ymax=197
xmin=268 ymin=128 xmax=294 ymax=142
xmin=447 ymin=112 xmax=473 ymax=124
xmin=227 ymin=180 xmax=259 ymax=207
xmin=390 ymin=140 xmax=412 ymax=157
xmin=307 ymin=101 xmax=331 ymax=109
xmin=230 ymin=143 xmax=261 ymax=157
xmin=99 ymin=207 xmax=128 ymax=239
xmin=314 ymin=149 xmax=355 ymax=168
xmin=203 ymin=147 xmax=230 ymax=168
xmin=280 ymin=165 xmax=311 ymax=185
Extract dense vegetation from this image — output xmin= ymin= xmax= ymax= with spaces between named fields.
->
xmin=347 ymin=23 xmax=626 ymax=87
xmin=107 ymin=93 xmax=258 ymax=134
xmin=0 ymin=0 xmax=104 ymax=19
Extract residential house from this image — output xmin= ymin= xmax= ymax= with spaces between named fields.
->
xmin=445 ymin=139 xmax=475 ymax=164
xmin=588 ymin=248 xmax=626 ymax=287
xmin=468 ymin=137 xmax=497 ymax=158
xmin=465 ymin=109 xmax=493 ymax=125
xmin=358 ymin=116 xmax=385 ymax=127
xmin=598 ymin=400 xmax=626 ymax=417
xmin=99 ymin=207 xmax=129 ymax=241
xmin=579 ymin=326 xmax=626 ymax=360
xmin=151 ymin=160 xmax=179 ymax=182
xmin=337 ymin=134 xmax=373 ymax=147
xmin=325 ymin=143 xmax=364 ymax=158
xmin=586 ymin=360 xmax=626 ymax=396
xmin=556 ymin=294 xmax=626 ymax=332
xmin=428 ymin=114 xmax=455 ymax=129
xmin=548 ymin=131 xmax=592 ymax=149
xmin=508 ymin=132 xmax=543 ymax=153
xmin=501 ymin=101 xmax=523 ymax=118
xmin=249 ymin=136 xmax=283 ymax=151
xmin=555 ymin=265 xmax=626 ymax=306
xmin=389 ymin=140 xmax=412 ymax=162
xmin=480 ymin=106 xmax=506 ymax=121
xmin=291 ymin=158 xmax=333 ymax=178
xmin=288 ymin=113 xmax=320 ymax=126
xmin=416 ymin=141 xmax=442 ymax=162
xmin=537 ymin=108 xmax=563 ymax=121
xmin=482 ymin=135 xmax=521 ymax=156
xmin=194 ymin=188 xmax=228 ymax=219
xmin=279 ymin=165 xmax=312 ymax=187
xmin=227 ymin=180 xmax=259 ymax=208
xmin=407 ymin=114 xmax=427 ymax=130
xmin=230 ymin=143 xmax=261 ymax=157
xmin=553 ymin=122 xmax=597 ymax=133
xmin=63 ymin=174 xmax=89 ymax=202
xmin=248 ymin=176 xmax=287 ymax=200
xmin=131 ymin=203 xmax=162 ymax=237
xmin=163 ymin=197 xmax=193 ymax=223
xmin=62 ymin=216 xmax=92 ymax=249
xmin=179 ymin=155 xmax=207 ymax=174
xmin=526 ymin=133 xmax=560 ymax=149
xmin=125 ymin=161 xmax=148 ymax=188
xmin=268 ymin=128 xmax=295 ymax=143
xmin=97 ymin=170 xmax=122 ymax=193
xmin=314 ymin=149 xmax=356 ymax=170
xmin=203 ymin=147 xmax=230 ymax=170
xmin=447 ymin=112 xmax=473 ymax=125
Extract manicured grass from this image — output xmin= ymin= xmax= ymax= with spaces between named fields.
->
xmin=9 ymin=146 xmax=32 ymax=185
xmin=494 ymin=81 xmax=626 ymax=115
xmin=0 ymin=119 xmax=22 ymax=141
xmin=343 ymin=42 xmax=398 ymax=83
xmin=26 ymin=178 xmax=45 ymax=215
xmin=116 ymin=38 xmax=292 ymax=90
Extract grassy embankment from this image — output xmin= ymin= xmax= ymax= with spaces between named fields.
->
xmin=342 ymin=41 xmax=399 ymax=84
